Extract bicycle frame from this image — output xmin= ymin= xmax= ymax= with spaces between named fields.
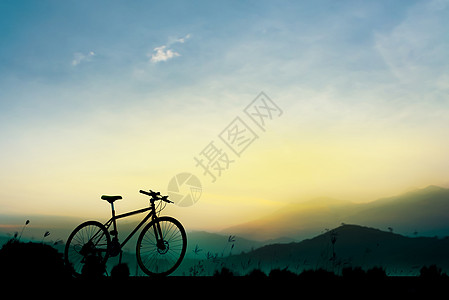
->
xmin=103 ymin=201 xmax=158 ymax=250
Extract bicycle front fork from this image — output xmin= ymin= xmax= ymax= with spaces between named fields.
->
xmin=153 ymin=220 xmax=166 ymax=251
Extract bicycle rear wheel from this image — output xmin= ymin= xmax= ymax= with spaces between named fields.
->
xmin=64 ymin=220 xmax=111 ymax=277
xmin=136 ymin=216 xmax=187 ymax=276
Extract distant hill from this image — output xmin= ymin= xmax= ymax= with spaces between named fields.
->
xmin=223 ymin=185 xmax=449 ymax=240
xmin=185 ymin=231 xmax=263 ymax=259
xmin=223 ymin=224 xmax=449 ymax=275
xmin=347 ymin=185 xmax=449 ymax=236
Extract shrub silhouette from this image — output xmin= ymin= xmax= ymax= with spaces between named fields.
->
xmin=213 ymin=267 xmax=234 ymax=277
xmin=81 ymin=254 xmax=106 ymax=278
xmin=247 ymin=269 xmax=267 ymax=278
xmin=111 ymin=263 xmax=130 ymax=278
xmin=269 ymin=268 xmax=296 ymax=279
xmin=366 ymin=266 xmax=386 ymax=279
xmin=298 ymin=268 xmax=336 ymax=280
xmin=342 ymin=266 xmax=365 ymax=279
xmin=419 ymin=265 xmax=446 ymax=279
xmin=0 ymin=239 xmax=69 ymax=279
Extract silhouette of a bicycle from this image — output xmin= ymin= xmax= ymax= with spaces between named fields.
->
xmin=64 ymin=189 xmax=187 ymax=277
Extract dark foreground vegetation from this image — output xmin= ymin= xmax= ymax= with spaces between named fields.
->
xmin=1 ymin=239 xmax=448 ymax=296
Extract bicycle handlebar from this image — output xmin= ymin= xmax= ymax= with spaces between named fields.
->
xmin=139 ymin=189 xmax=173 ymax=203
xmin=139 ymin=189 xmax=158 ymax=197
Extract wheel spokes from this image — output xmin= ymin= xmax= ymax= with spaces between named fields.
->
xmin=66 ymin=223 xmax=109 ymax=276
xmin=138 ymin=219 xmax=185 ymax=275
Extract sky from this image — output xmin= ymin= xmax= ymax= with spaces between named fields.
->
xmin=1 ymin=0 xmax=449 ymax=234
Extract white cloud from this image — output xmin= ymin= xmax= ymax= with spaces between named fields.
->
xmin=149 ymin=45 xmax=180 ymax=63
xmin=175 ymin=33 xmax=191 ymax=44
xmin=72 ymin=51 xmax=95 ymax=66
xmin=149 ymin=34 xmax=191 ymax=63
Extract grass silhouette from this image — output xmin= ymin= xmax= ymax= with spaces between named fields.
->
xmin=1 ymin=237 xmax=448 ymax=298
xmin=1 ymin=221 xmax=448 ymax=296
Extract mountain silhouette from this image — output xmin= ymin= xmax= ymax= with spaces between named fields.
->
xmin=224 ymin=224 xmax=449 ymax=275
xmin=223 ymin=185 xmax=449 ymax=240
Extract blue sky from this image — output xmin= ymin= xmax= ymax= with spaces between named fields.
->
xmin=1 ymin=0 xmax=449 ymax=231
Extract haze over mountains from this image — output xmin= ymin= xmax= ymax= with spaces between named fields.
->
xmin=2 ymin=185 xmax=449 ymax=255
xmin=223 ymin=185 xmax=449 ymax=241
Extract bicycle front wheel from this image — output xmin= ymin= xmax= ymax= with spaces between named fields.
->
xmin=136 ymin=216 xmax=187 ymax=276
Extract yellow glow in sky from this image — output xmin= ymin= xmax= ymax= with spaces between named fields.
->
xmin=1 ymin=1 xmax=449 ymax=235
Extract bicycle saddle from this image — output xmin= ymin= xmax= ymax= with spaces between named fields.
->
xmin=101 ymin=195 xmax=122 ymax=203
